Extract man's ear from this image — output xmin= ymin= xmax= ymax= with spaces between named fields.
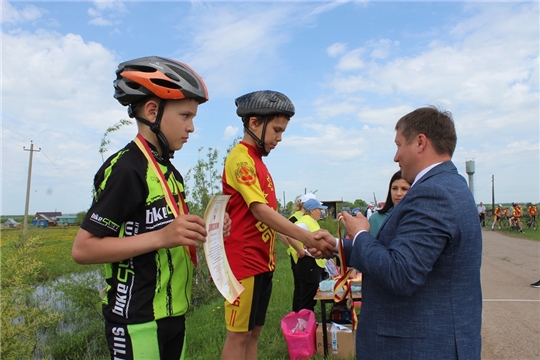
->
xmin=143 ymin=99 xmax=159 ymax=123
xmin=416 ymin=134 xmax=428 ymax=153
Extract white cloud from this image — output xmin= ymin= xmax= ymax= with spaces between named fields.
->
xmin=327 ymin=42 xmax=347 ymax=57
xmin=1 ymin=1 xmax=44 ymax=24
xmin=2 ymin=28 xmax=127 ymax=214
xmin=223 ymin=125 xmax=239 ymax=140
xmin=87 ymin=0 xmax=127 ymax=27
xmin=336 ymin=48 xmax=365 ymax=71
xmin=177 ymin=3 xmax=319 ymax=97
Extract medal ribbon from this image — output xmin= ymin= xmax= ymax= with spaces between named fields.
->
xmin=134 ymin=134 xmax=197 ymax=266
xmin=335 ymin=214 xmax=358 ymax=329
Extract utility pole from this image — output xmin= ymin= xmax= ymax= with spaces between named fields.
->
xmin=22 ymin=141 xmax=41 ymax=238
xmin=491 ymin=175 xmax=495 ymax=216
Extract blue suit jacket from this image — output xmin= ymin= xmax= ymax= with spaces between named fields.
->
xmin=344 ymin=161 xmax=482 ymax=360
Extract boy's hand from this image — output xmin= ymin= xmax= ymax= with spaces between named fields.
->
xmin=311 ymin=229 xmax=338 ymax=258
xmin=223 ymin=212 xmax=232 ymax=238
xmin=161 ymin=214 xmax=207 ymax=249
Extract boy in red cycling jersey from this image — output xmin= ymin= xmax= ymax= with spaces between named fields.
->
xmin=221 ymin=90 xmax=336 ymax=360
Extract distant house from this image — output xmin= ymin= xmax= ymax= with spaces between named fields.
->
xmin=33 ymin=212 xmax=62 ymax=227
xmin=3 ymin=218 xmax=19 ymax=228
xmin=56 ymin=215 xmax=77 ymax=226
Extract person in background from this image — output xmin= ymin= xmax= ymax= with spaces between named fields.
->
xmin=281 ymin=193 xmax=316 ymax=306
xmin=291 ymin=198 xmax=328 ymax=311
xmin=365 ymin=203 xmax=374 ymax=219
xmin=503 ymin=206 xmax=510 ymax=222
xmin=221 ymin=90 xmax=336 ymax=360
xmin=491 ymin=204 xmax=502 ymax=231
xmin=528 ymin=203 xmax=537 ymax=222
xmin=477 ymin=202 xmax=486 ymax=227
xmin=369 ymin=171 xmax=411 ymax=236
xmin=339 ymin=106 xmax=482 ymax=359
xmin=511 ymin=202 xmax=524 ymax=233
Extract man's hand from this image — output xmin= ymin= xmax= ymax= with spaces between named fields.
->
xmin=339 ymin=211 xmax=370 ymax=239
xmin=159 ymin=214 xmax=207 ymax=249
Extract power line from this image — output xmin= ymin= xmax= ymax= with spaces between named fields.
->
xmin=37 ymin=150 xmax=80 ymax=191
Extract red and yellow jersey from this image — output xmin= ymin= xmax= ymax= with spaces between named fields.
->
xmin=528 ymin=206 xmax=537 ymax=216
xmin=503 ymin=208 xmax=509 ymax=217
xmin=512 ymin=205 xmax=522 ymax=218
xmin=494 ymin=207 xmax=502 ymax=219
xmin=222 ymin=142 xmax=278 ymax=280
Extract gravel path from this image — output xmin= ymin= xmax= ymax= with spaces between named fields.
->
xmin=480 ymin=229 xmax=540 ymax=359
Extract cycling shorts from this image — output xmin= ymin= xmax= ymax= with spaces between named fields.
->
xmin=224 ymin=272 xmax=273 ymax=332
xmin=105 ymin=315 xmax=185 ymax=360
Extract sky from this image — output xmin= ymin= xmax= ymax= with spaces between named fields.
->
xmin=1 ymin=0 xmax=539 ymax=216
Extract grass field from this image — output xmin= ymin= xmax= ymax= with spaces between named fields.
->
xmin=1 ymin=222 xmax=537 ymax=359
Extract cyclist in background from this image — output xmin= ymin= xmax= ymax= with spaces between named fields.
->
xmin=491 ymin=204 xmax=503 ymax=231
xmin=511 ymin=202 xmax=524 ymax=233
xmin=528 ymin=203 xmax=537 ymax=222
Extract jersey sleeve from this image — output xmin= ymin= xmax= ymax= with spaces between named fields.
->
xmin=81 ymin=151 xmax=145 ymax=238
xmin=224 ymin=149 xmax=268 ymax=207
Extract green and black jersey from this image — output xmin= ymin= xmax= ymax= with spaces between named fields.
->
xmin=81 ymin=140 xmax=193 ymax=325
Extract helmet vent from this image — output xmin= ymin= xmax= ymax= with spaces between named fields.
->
xmin=128 ymin=65 xmax=157 ymax=73
xmin=151 ymin=78 xmax=182 ymax=90
xmin=168 ymin=65 xmax=199 ymax=89
xmin=126 ymin=81 xmax=142 ymax=90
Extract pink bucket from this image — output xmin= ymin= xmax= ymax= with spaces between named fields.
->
xmin=280 ymin=309 xmax=317 ymax=360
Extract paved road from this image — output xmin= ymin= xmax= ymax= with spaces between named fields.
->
xmin=481 ymin=229 xmax=540 ymax=359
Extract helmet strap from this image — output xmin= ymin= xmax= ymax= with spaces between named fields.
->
xmin=135 ymin=99 xmax=172 ymax=161
xmin=244 ymin=116 xmax=270 ymax=156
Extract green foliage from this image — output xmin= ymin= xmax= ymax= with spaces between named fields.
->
xmin=76 ymin=211 xmax=87 ymax=225
xmin=185 ymin=147 xmax=221 ymax=217
xmin=99 ymin=119 xmax=132 ymax=162
xmin=1 ymin=235 xmax=62 ymax=359
xmin=47 ymin=271 xmax=108 ymax=359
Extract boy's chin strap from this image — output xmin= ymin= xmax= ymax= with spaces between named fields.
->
xmin=244 ymin=116 xmax=270 ymax=156
xmin=134 ymin=100 xmax=174 ymax=160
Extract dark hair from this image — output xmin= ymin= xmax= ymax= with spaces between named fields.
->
xmin=395 ymin=106 xmax=457 ymax=157
xmin=241 ymin=114 xmax=289 ymax=128
xmin=378 ymin=171 xmax=406 ymax=214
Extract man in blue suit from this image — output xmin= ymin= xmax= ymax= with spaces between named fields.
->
xmin=340 ymin=106 xmax=482 ymax=359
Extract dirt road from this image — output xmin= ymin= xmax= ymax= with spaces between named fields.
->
xmin=481 ymin=229 xmax=540 ymax=359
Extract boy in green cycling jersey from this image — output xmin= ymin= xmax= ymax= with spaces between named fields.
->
xmin=72 ymin=56 xmax=230 ymax=360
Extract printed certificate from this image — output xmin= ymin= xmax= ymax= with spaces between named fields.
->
xmin=203 ymin=195 xmax=244 ymax=303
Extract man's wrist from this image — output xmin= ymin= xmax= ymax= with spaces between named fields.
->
xmin=352 ymin=230 xmax=367 ymax=245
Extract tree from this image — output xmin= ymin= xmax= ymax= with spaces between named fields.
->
xmin=99 ymin=119 xmax=133 ymax=163
xmin=184 ymin=147 xmax=221 ymax=217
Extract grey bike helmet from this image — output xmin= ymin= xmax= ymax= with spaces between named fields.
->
xmin=113 ymin=56 xmax=208 ymax=160
xmin=235 ymin=90 xmax=295 ymax=117
xmin=235 ymin=90 xmax=294 ymax=156
xmin=114 ymin=56 xmax=208 ymax=107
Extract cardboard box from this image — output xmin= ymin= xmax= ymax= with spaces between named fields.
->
xmin=316 ymin=322 xmax=355 ymax=359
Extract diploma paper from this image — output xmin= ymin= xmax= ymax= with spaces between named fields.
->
xmin=203 ymin=195 xmax=244 ymax=304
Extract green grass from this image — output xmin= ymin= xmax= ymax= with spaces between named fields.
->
xmin=185 ymin=240 xmax=353 ymax=360
xmin=8 ymin=219 xmax=536 ymax=359
xmin=0 ymin=227 xmax=101 ymax=282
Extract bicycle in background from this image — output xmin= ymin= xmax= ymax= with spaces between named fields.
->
xmin=499 ymin=213 xmax=510 ymax=230
xmin=526 ymin=216 xmax=538 ymax=231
